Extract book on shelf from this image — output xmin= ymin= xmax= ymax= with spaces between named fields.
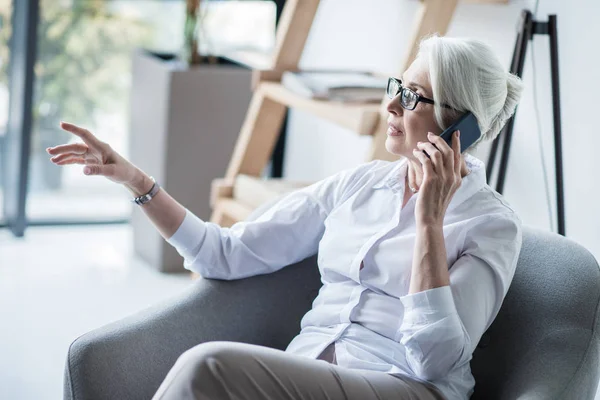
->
xmin=281 ymin=70 xmax=388 ymax=103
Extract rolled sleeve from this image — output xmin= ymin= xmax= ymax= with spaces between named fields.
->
xmin=398 ymin=286 xmax=466 ymax=381
xmin=397 ymin=212 xmax=522 ymax=382
xmin=166 ymin=209 xmax=208 ymax=260
xmin=399 ymin=285 xmax=458 ymax=327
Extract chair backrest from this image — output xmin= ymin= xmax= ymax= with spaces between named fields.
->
xmin=470 ymin=227 xmax=600 ymax=399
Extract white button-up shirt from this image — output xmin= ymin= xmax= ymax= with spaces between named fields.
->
xmin=167 ymin=153 xmax=522 ymax=400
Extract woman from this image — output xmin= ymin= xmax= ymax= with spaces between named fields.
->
xmin=48 ymin=35 xmax=523 ymax=400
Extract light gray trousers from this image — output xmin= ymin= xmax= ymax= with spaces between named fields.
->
xmin=152 ymin=341 xmax=447 ymax=400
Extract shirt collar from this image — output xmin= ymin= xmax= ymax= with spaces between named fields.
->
xmin=372 ymin=153 xmax=487 ymax=213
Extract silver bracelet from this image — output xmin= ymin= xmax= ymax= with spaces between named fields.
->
xmin=132 ymin=177 xmax=161 ymax=205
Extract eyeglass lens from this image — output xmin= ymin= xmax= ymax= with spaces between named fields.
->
xmin=387 ymin=79 xmax=417 ymax=110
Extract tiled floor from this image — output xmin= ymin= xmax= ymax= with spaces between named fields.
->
xmin=1 ymin=224 xmax=599 ymax=400
xmin=0 ymin=224 xmax=191 ymax=400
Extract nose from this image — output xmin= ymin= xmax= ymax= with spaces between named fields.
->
xmin=386 ymin=95 xmax=403 ymax=117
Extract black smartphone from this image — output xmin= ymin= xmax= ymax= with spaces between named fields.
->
xmin=438 ymin=112 xmax=481 ymax=153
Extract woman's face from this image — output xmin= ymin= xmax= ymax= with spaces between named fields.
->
xmin=385 ymin=56 xmax=442 ymax=159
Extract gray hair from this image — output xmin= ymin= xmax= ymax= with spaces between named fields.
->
xmin=417 ymin=35 xmax=524 ymax=153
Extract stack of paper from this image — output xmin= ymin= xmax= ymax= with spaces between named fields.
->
xmin=281 ymin=71 xmax=387 ymax=103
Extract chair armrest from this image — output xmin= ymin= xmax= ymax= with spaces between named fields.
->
xmin=498 ymin=327 xmax=600 ymax=400
xmin=64 ymin=255 xmax=321 ymax=400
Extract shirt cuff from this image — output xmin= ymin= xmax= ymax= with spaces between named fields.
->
xmin=166 ymin=209 xmax=207 ymax=260
xmin=399 ymin=285 xmax=458 ymax=326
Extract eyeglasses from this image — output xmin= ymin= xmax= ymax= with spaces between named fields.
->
xmin=386 ymin=77 xmax=453 ymax=111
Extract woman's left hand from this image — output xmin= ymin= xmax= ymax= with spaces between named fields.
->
xmin=412 ymin=130 xmax=463 ymax=227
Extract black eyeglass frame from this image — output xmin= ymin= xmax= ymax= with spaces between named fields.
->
xmin=386 ymin=77 xmax=455 ymax=111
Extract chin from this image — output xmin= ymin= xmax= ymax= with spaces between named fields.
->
xmin=385 ymin=136 xmax=410 ymax=157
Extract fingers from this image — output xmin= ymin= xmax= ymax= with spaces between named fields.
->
xmin=60 ymin=122 xmax=101 ymax=146
xmin=50 ymin=153 xmax=76 ymax=164
xmin=46 ymin=143 xmax=88 ymax=156
xmin=416 ymin=141 xmax=443 ymax=172
xmin=452 ymin=130 xmax=461 ymax=176
xmin=54 ymin=157 xmax=86 ymax=166
xmin=49 ymin=152 xmax=85 ymax=164
xmin=412 ymin=148 xmax=434 ymax=176
xmin=51 ymin=153 xmax=99 ymax=165
xmin=426 ymin=132 xmax=455 ymax=170
xmin=51 ymin=155 xmax=111 ymax=177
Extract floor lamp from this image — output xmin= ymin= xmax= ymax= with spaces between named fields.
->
xmin=486 ymin=9 xmax=565 ymax=236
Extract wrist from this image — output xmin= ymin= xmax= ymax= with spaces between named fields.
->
xmin=416 ymin=217 xmax=444 ymax=231
xmin=125 ymin=169 xmax=154 ymax=197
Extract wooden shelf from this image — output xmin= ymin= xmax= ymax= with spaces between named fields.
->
xmin=213 ymin=198 xmax=255 ymax=224
xmin=212 ymin=175 xmax=314 ymax=226
xmin=209 ymin=0 xmax=509 ymax=232
xmin=234 ymin=175 xmax=313 ymax=209
xmin=258 ymin=82 xmax=382 ymax=136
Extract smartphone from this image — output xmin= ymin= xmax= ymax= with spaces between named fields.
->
xmin=438 ymin=112 xmax=481 ymax=153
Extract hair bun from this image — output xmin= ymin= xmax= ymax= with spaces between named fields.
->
xmin=484 ymin=72 xmax=524 ymax=141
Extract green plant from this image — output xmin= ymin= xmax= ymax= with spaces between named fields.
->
xmin=0 ymin=1 xmax=155 ymax=191
xmin=183 ymin=0 xmax=217 ymax=66
xmin=33 ymin=1 xmax=151 ymax=146
xmin=183 ymin=0 xmax=202 ymax=65
xmin=0 ymin=0 xmax=152 ymax=151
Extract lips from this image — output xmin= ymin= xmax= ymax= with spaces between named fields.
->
xmin=387 ymin=122 xmax=404 ymax=136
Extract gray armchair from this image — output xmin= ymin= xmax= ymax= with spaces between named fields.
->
xmin=64 ymin=227 xmax=600 ymax=400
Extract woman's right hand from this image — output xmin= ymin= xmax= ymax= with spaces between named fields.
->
xmin=48 ymin=122 xmax=187 ymax=237
xmin=47 ymin=122 xmax=151 ymax=194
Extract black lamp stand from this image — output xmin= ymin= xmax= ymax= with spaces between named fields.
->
xmin=486 ymin=10 xmax=565 ymax=236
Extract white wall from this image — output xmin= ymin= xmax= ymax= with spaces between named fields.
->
xmin=283 ymin=0 xmax=600 ymax=265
